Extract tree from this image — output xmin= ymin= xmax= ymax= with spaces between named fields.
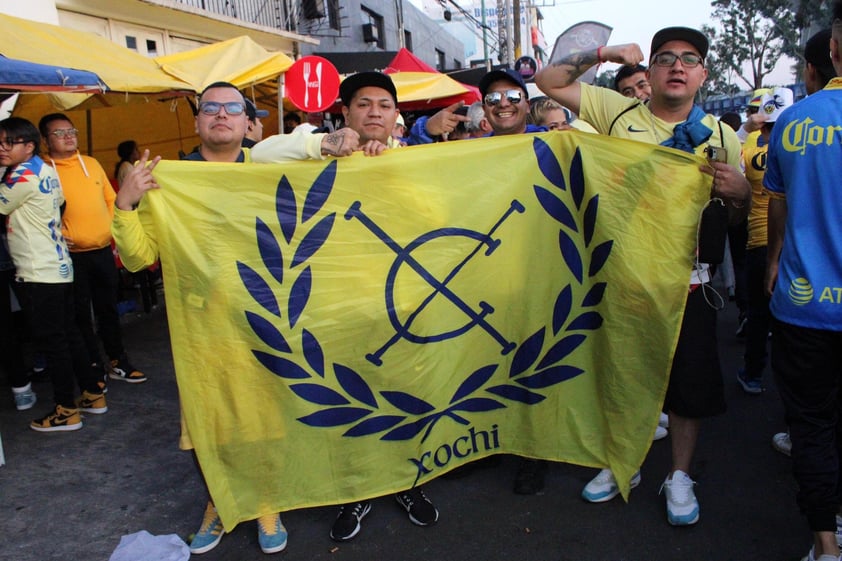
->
xmin=699 ymin=50 xmax=741 ymax=101
xmin=702 ymin=0 xmax=800 ymax=90
xmin=793 ymin=0 xmax=835 ymax=32
xmin=594 ymin=69 xmax=616 ymax=90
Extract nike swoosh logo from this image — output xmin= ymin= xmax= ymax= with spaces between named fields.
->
xmin=627 ymin=125 xmax=648 ymax=132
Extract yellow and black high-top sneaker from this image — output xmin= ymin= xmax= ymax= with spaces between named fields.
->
xmin=30 ymin=404 xmax=83 ymax=432
xmin=76 ymin=390 xmax=108 ymax=414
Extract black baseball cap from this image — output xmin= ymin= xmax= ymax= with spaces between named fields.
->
xmin=479 ymin=68 xmax=529 ymax=99
xmin=244 ymin=99 xmax=269 ymax=121
xmin=650 ymin=27 xmax=709 ymax=59
xmin=339 ymin=71 xmax=398 ymax=106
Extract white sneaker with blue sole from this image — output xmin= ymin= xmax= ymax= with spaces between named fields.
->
xmin=661 ymin=470 xmax=699 ymax=525
xmin=582 ymin=468 xmax=641 ymax=503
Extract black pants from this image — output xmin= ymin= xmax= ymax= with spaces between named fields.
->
xmin=743 ymin=246 xmax=771 ymax=379
xmin=0 ymin=269 xmax=27 ymax=387
xmin=19 ymin=282 xmax=96 ymax=407
xmin=71 ymin=246 xmax=124 ymax=363
xmin=728 ymin=219 xmax=748 ymax=313
xmin=772 ymin=318 xmax=842 ymax=532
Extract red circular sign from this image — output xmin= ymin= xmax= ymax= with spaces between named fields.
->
xmin=285 ymin=56 xmax=340 ymax=112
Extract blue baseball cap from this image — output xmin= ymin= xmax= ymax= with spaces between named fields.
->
xmin=479 ymin=68 xmax=529 ymax=99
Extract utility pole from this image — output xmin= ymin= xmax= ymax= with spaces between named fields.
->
xmin=512 ymin=0 xmax=521 ymax=59
xmin=480 ymin=0 xmax=490 ymax=70
xmin=396 ymin=0 xmax=405 ymax=48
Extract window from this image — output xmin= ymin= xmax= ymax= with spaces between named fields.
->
xmin=113 ymin=22 xmax=166 ymax=56
xmin=327 ymin=0 xmax=341 ymax=30
xmin=361 ymin=6 xmax=385 ymax=49
xmin=435 ymin=49 xmax=445 ymax=71
xmin=404 ymin=30 xmax=412 ymax=51
xmin=453 ymin=58 xmax=462 ymax=69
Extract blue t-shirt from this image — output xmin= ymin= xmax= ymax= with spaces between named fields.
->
xmin=763 ymin=78 xmax=842 ymax=330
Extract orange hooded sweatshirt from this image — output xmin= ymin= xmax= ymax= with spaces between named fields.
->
xmin=50 ymin=152 xmax=116 ymax=252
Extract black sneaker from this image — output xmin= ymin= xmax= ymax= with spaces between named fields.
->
xmin=330 ymin=501 xmax=371 ymax=541
xmin=395 ymin=488 xmax=438 ymax=526
xmin=513 ymin=458 xmax=547 ymax=495
xmin=109 ymin=356 xmax=147 ymax=384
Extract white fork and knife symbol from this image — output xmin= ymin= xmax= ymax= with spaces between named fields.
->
xmin=303 ymin=61 xmax=323 ymax=107
xmin=303 ymin=61 xmax=310 ymax=106
xmin=315 ymin=62 xmax=322 ymax=107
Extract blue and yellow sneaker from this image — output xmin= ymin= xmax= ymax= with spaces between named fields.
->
xmin=190 ymin=502 xmax=224 ymax=554
xmin=257 ymin=513 xmax=288 ymax=554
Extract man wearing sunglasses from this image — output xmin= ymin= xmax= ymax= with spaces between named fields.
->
xmin=536 ymin=27 xmax=750 ymax=527
xmin=478 ymin=68 xmax=546 ymax=137
xmin=113 ymin=81 xmax=362 ymax=556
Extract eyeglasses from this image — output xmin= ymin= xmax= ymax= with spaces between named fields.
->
xmin=652 ymin=52 xmax=703 ymax=68
xmin=484 ymin=89 xmax=524 ymax=106
xmin=49 ymin=128 xmax=78 ymax=138
xmin=0 ymin=138 xmax=27 ymax=150
xmin=199 ymin=101 xmax=245 ymax=116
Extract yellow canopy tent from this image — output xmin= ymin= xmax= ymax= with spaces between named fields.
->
xmin=154 ymin=35 xmax=296 ymax=139
xmin=155 ymin=36 xmax=294 ymax=92
xmin=1 ymin=12 xmax=197 ymax=173
xmin=387 ymin=72 xmax=476 ymax=109
xmin=0 ymin=13 xmax=192 ymax=101
xmin=5 ymin=23 xmax=295 ymax=175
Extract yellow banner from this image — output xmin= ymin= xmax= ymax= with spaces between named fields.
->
xmin=143 ymin=132 xmax=710 ymax=528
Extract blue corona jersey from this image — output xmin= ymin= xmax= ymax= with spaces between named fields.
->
xmin=763 ymin=78 xmax=842 ymax=330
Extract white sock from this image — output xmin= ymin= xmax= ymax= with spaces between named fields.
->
xmin=11 ymin=382 xmax=32 ymax=394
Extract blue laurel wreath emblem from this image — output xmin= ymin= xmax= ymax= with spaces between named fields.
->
xmin=238 ymin=137 xmax=613 ymax=442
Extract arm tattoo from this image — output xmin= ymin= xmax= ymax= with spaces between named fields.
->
xmin=322 ymin=132 xmax=345 ymax=156
xmin=549 ymin=49 xmax=600 ymax=84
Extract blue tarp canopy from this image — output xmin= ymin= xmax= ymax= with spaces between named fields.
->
xmin=0 ymin=55 xmax=106 ymax=92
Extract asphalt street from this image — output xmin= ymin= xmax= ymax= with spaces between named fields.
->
xmin=0 ymin=287 xmax=809 ymax=561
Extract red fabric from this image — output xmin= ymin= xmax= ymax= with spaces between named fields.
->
xmin=384 ymin=48 xmax=439 ymax=74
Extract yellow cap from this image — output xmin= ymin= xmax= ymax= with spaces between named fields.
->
xmin=748 ymin=88 xmax=772 ymax=107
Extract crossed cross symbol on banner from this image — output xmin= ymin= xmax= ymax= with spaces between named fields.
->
xmin=345 ymin=200 xmax=525 ymax=366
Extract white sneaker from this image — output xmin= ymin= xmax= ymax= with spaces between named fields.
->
xmin=802 ymin=547 xmax=842 ymax=561
xmin=772 ymin=432 xmax=792 ymax=457
xmin=12 ymin=383 xmax=37 ymax=411
xmin=653 ymin=425 xmax=668 ymax=441
xmin=581 ymin=468 xmax=641 ymax=503
xmin=659 ymin=412 xmax=669 ymax=429
xmin=660 ymin=470 xmax=699 ymax=525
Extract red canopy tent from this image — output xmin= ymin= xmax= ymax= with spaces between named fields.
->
xmin=383 ymin=48 xmax=480 ymax=111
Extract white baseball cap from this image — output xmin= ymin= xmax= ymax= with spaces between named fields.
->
xmin=760 ymin=87 xmax=794 ymax=123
